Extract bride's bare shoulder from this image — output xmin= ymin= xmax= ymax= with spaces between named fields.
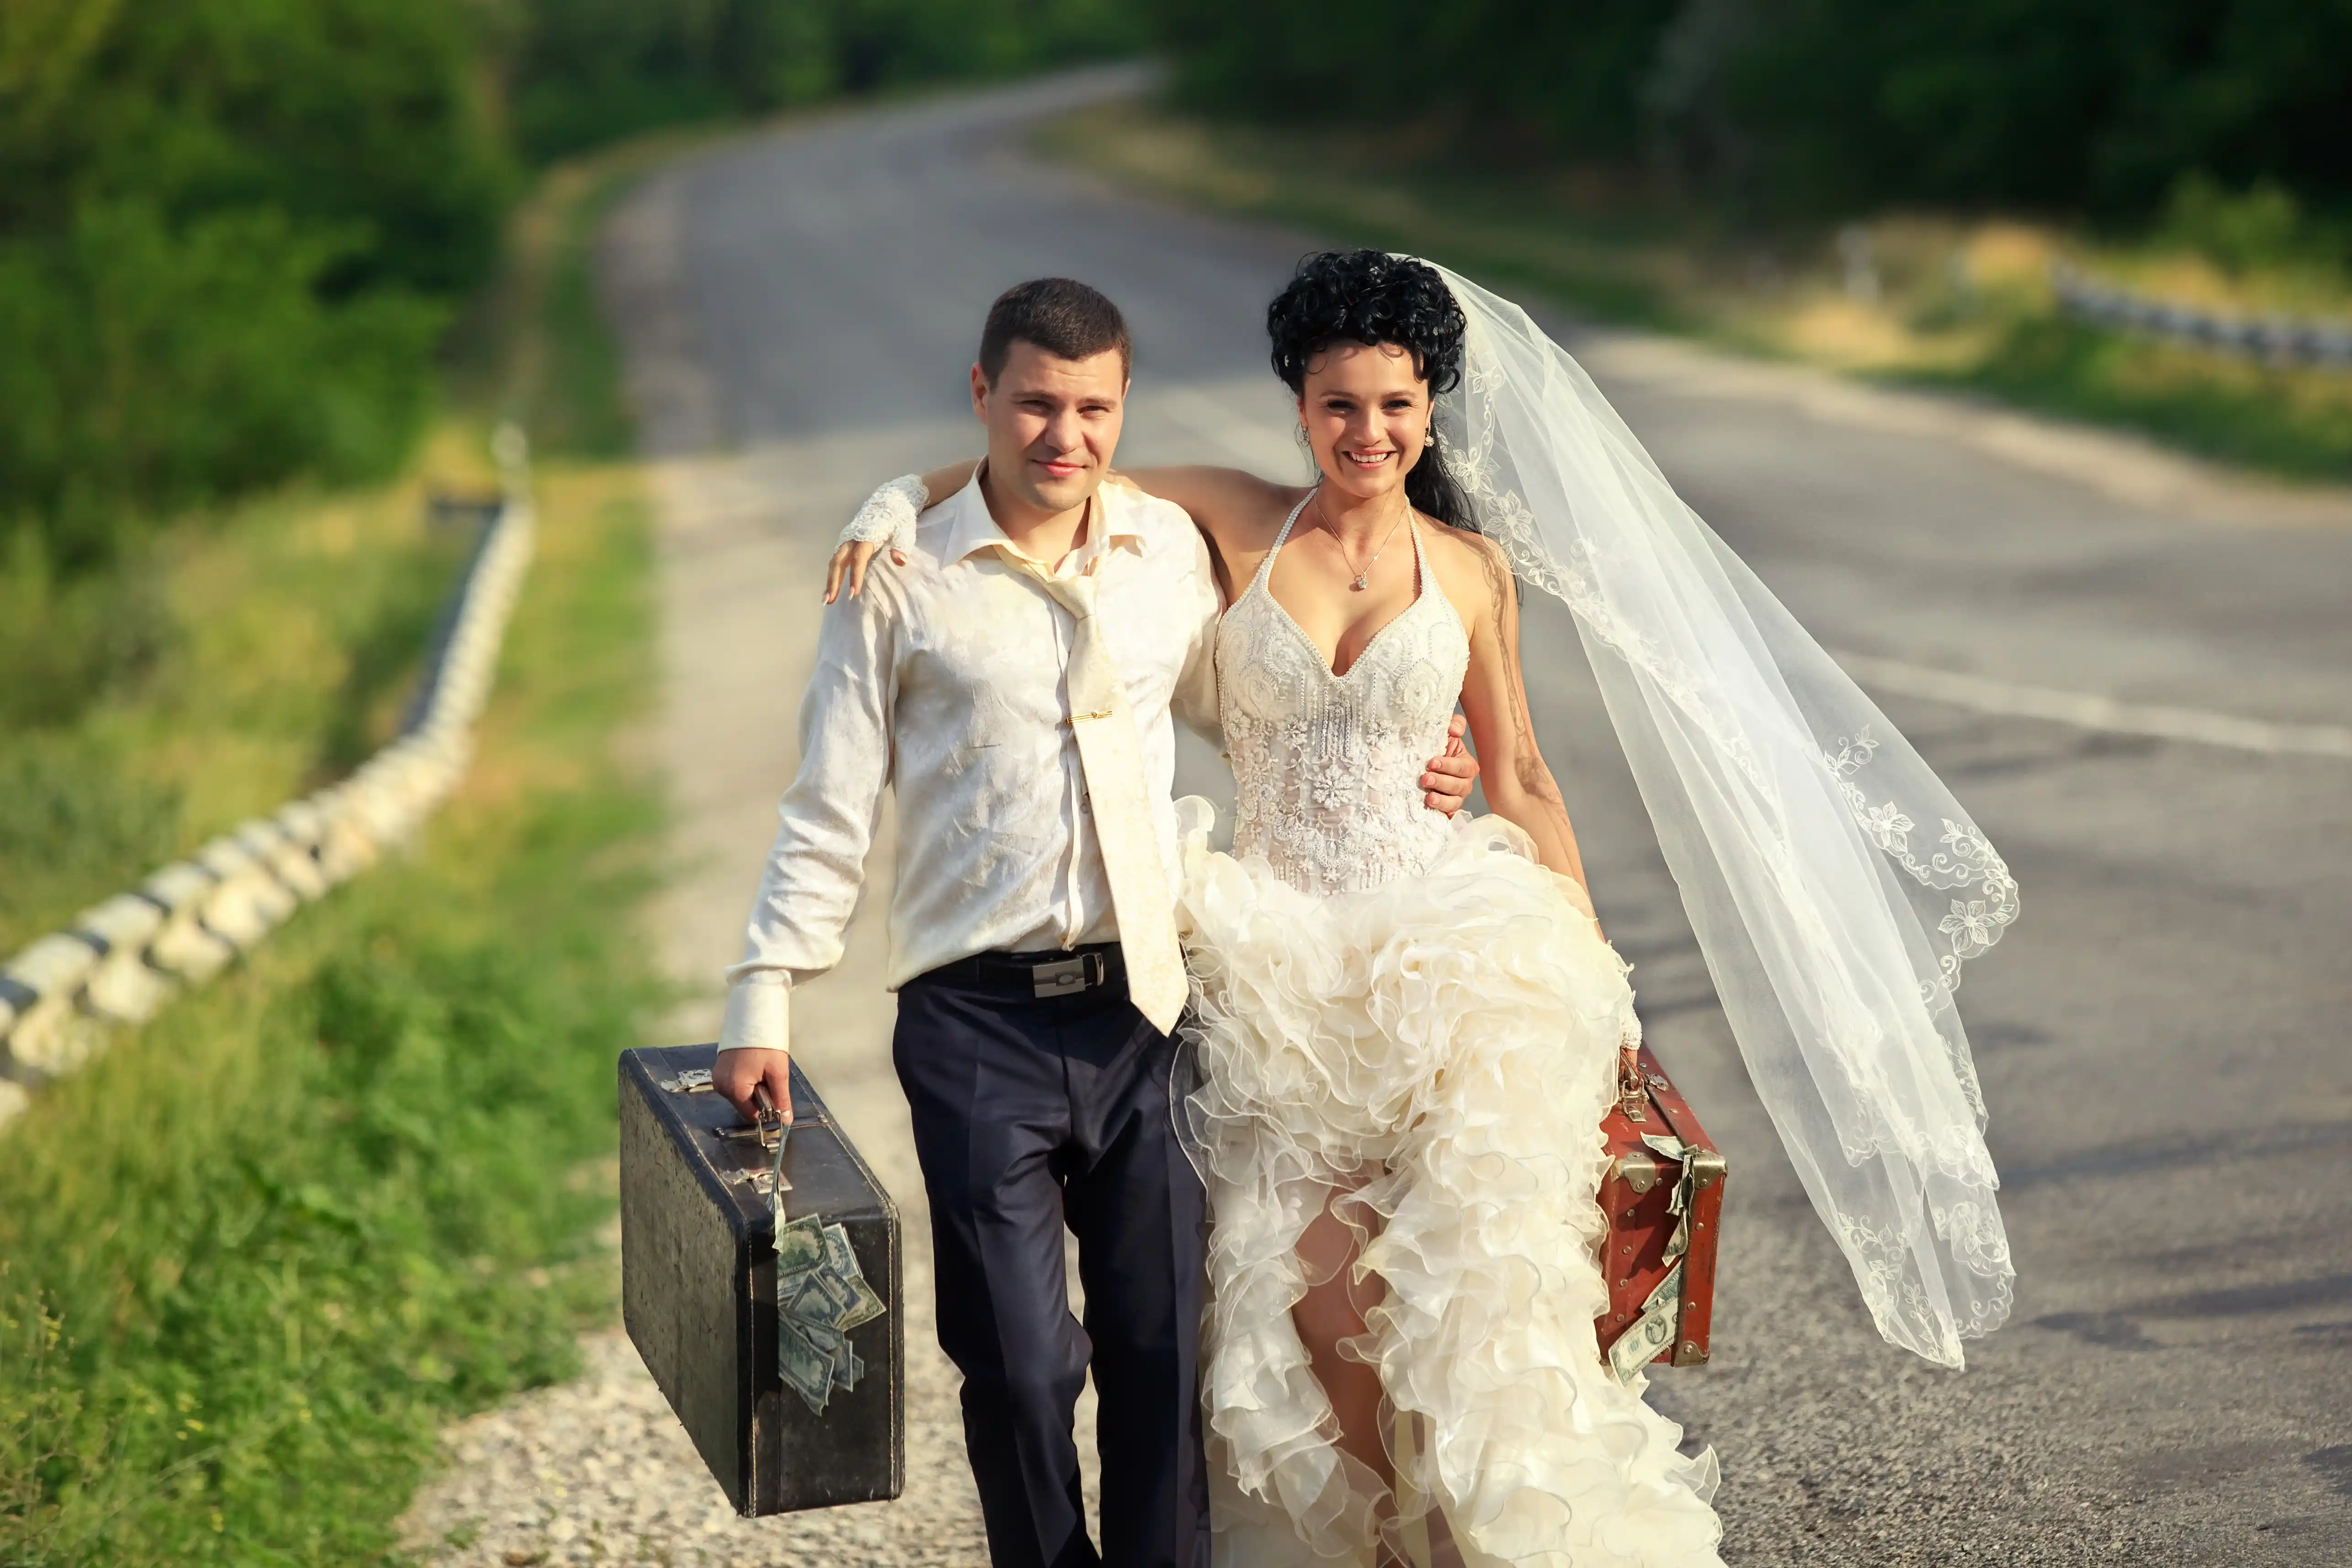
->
xmin=1419 ymin=519 xmax=1513 ymax=630
xmin=1420 ymin=516 xmax=1507 ymax=571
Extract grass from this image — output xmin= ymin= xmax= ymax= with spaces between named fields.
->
xmin=1040 ymin=100 xmax=2352 ymax=483
xmin=0 ymin=134 xmax=672 ymax=1565
xmin=0 ymin=437 xmax=474 ymax=959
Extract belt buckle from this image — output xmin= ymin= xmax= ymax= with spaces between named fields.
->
xmin=1031 ymin=953 xmax=1105 ymax=998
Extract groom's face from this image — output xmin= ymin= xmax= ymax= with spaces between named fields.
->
xmin=970 ymin=342 xmax=1127 ymax=519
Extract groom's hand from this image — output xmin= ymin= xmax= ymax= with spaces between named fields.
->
xmin=1423 ymin=715 xmax=1480 ymax=814
xmin=714 ymin=1047 xmax=794 ymax=1127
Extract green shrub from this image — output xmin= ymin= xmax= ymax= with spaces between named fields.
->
xmin=1147 ymin=0 xmax=2352 ymax=223
xmin=0 ymin=205 xmax=446 ymax=572
xmin=0 ymin=0 xmax=509 ymax=569
xmin=1716 ymin=0 xmax=2352 ymax=218
xmin=2161 ymin=171 xmax=2348 ymax=278
xmin=509 ymin=0 xmax=1147 ymax=160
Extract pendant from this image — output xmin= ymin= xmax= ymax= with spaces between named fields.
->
xmin=1350 ymin=575 xmax=1369 ymax=591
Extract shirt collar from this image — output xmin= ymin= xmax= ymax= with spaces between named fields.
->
xmin=941 ymin=463 xmax=1146 ymax=577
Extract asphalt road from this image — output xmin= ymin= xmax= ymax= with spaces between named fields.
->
xmin=606 ymin=70 xmax=2352 ymax=1567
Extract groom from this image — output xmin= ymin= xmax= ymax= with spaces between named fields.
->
xmin=711 ymin=278 xmax=1475 ymax=1568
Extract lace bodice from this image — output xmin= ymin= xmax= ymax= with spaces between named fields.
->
xmin=1218 ymin=494 xmax=1470 ymax=895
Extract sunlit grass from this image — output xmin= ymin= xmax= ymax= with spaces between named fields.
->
xmin=0 ymin=445 xmax=478 ymax=959
xmin=0 ymin=134 xmax=670 ymax=1564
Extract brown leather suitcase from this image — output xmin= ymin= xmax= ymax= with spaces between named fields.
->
xmin=1594 ymin=1045 xmax=1727 ymax=1379
xmin=618 ymin=1044 xmax=904 ymax=1515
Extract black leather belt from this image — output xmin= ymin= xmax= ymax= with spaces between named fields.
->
xmin=923 ymin=943 xmax=1126 ymax=999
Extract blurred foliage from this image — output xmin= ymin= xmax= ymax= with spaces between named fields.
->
xmin=1151 ymin=0 xmax=2352 ymax=232
xmin=0 ymin=0 xmax=1140 ymax=577
xmin=507 ymin=0 xmax=1142 ymax=160
xmin=0 ymin=0 xmax=509 ymax=572
xmin=1151 ymin=0 xmax=1674 ymax=164
xmin=1712 ymin=0 xmax=2352 ymax=220
xmin=2159 ymin=172 xmax=2348 ymax=280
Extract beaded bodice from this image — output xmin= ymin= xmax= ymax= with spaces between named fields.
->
xmin=1218 ymin=494 xmax=1470 ymax=895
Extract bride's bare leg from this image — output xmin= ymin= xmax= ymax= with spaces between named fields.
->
xmin=1294 ymin=1183 xmax=1401 ymax=1556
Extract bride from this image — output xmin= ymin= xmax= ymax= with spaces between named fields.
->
xmin=833 ymin=252 xmax=2017 ymax=1567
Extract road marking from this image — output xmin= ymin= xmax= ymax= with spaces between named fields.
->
xmin=1832 ymin=651 xmax=2352 ymax=760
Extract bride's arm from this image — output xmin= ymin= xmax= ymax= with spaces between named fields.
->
xmin=825 ymin=461 xmax=1290 ymax=601
xmin=1111 ymin=465 xmax=1289 ymax=558
xmin=1453 ymin=533 xmax=1591 ymax=902
xmin=1452 ymin=530 xmax=1643 ymax=1088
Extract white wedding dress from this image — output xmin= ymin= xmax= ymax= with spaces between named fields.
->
xmin=1174 ymin=500 xmax=1726 ymax=1568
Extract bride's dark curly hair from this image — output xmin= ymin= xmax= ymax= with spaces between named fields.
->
xmin=1266 ymin=250 xmax=1476 ymax=528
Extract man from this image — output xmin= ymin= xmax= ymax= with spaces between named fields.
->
xmin=711 ymin=278 xmax=1476 ymax=1568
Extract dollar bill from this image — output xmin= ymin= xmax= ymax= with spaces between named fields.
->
xmin=820 ymin=1223 xmax=887 ymax=1330
xmin=772 ymin=1213 xmax=887 ymax=1413
xmin=777 ymin=1319 xmax=835 ymax=1411
xmin=773 ymin=1214 xmax=827 ymax=1275
xmin=1608 ymin=1263 xmax=1684 ymax=1385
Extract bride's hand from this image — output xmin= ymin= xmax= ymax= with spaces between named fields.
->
xmin=1421 ymin=715 xmax=1479 ymax=813
xmin=825 ymin=538 xmax=898 ymax=603
xmin=825 ymin=472 xmax=933 ymax=602
xmin=1618 ymin=1040 xmax=1646 ymax=1107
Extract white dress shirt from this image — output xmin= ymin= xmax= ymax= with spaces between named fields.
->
xmin=719 ymin=469 xmax=1222 ymax=1054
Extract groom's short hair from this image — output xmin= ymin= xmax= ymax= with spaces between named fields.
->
xmin=978 ymin=278 xmax=1131 ymax=385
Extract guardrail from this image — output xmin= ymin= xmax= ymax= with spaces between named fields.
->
xmin=2051 ymin=261 xmax=2352 ymax=369
xmin=0 ymin=427 xmax=538 ymax=1133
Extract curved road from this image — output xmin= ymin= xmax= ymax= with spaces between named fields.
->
xmin=608 ymin=70 xmax=2352 ymax=1566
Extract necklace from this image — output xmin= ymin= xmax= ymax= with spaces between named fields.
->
xmin=1316 ymin=486 xmax=1410 ymax=591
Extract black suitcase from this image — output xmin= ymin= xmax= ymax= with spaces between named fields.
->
xmin=618 ymin=1044 xmax=904 ymax=1515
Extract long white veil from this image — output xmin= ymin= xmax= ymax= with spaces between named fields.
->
xmin=1423 ymin=260 xmax=2016 ymax=1367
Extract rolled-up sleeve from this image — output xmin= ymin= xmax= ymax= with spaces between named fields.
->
xmin=718 ymin=582 xmax=898 ymax=1053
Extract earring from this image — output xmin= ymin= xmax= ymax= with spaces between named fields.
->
xmin=1296 ymin=426 xmax=1317 ymax=481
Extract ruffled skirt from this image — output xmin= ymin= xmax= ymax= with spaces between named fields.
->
xmin=1173 ymin=799 xmax=1725 ymax=1568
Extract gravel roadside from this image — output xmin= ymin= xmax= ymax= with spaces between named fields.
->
xmin=396 ymin=1252 xmax=988 ymax=1568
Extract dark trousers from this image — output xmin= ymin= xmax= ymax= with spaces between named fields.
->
xmin=893 ymin=946 xmax=1209 ymax=1568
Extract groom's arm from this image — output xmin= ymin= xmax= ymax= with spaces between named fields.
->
xmin=714 ymin=579 xmax=899 ymax=1122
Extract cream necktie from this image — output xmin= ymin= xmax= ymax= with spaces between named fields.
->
xmin=1009 ymin=554 xmax=1189 ymax=1035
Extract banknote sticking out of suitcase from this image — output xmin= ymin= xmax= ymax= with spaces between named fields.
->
xmin=1594 ymin=1044 xmax=1727 ymax=1382
xmin=618 ymin=1044 xmax=904 ymax=1516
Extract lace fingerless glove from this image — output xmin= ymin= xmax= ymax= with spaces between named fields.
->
xmin=837 ymin=474 xmax=927 ymax=555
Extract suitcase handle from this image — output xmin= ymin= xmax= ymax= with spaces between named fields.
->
xmin=760 ymin=1090 xmax=794 ymax=1200
xmin=751 ymin=1084 xmax=789 ymax=1150
xmin=1617 ymin=1044 xmax=1649 ymax=1123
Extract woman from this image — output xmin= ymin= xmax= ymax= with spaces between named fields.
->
xmin=834 ymin=253 xmax=2016 ymax=1566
